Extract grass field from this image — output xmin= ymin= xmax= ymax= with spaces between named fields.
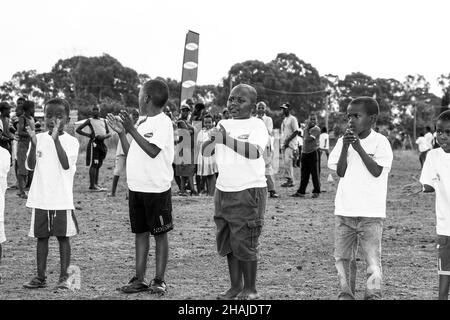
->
xmin=0 ymin=148 xmax=439 ymax=300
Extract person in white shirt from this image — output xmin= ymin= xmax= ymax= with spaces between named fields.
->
xmin=108 ymin=109 xmax=139 ymax=197
xmin=107 ymin=79 xmax=173 ymax=295
xmin=202 ymin=84 xmax=268 ymax=300
xmin=403 ymin=110 xmax=450 ymax=300
xmin=328 ymin=97 xmax=393 ymax=300
xmin=256 ymin=101 xmax=278 ymax=198
xmin=280 ymin=103 xmax=299 ymax=187
xmin=0 ymin=146 xmax=10 ymax=283
xmin=415 ymin=132 xmax=429 ymax=168
xmin=22 ymin=98 xmax=80 ymax=290
xmin=318 ymin=126 xmax=330 ymax=175
xmin=424 ymin=126 xmax=434 ymax=150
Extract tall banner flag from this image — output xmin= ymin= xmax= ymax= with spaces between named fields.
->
xmin=180 ymin=30 xmax=199 ymax=105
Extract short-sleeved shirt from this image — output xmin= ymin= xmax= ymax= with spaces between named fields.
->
xmin=26 ymin=132 xmax=79 ymax=210
xmin=126 ymin=113 xmax=174 ymax=193
xmin=424 ymin=132 xmax=434 ymax=150
xmin=416 ymin=136 xmax=429 ymax=153
xmin=302 ymin=125 xmax=321 ymax=154
xmin=420 ymin=148 xmax=450 ymax=236
xmin=328 ymin=130 xmax=393 ymax=218
xmin=281 ymin=115 xmax=299 ymax=149
xmin=116 ymin=133 xmax=133 ymax=157
xmin=319 ymin=133 xmax=330 ymax=150
xmin=215 ymin=118 xmax=268 ymax=192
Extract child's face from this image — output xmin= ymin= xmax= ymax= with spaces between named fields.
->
xmin=204 ymin=117 xmax=213 ymax=129
xmin=256 ymin=105 xmax=265 ymax=116
xmin=92 ymin=107 xmax=99 ymax=118
xmin=45 ymin=104 xmax=68 ymax=133
xmin=346 ymin=103 xmax=374 ymax=135
xmin=436 ymin=120 xmax=450 ymax=153
xmin=227 ymin=87 xmax=254 ymax=119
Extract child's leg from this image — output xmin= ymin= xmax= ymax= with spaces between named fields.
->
xmin=225 ymin=253 xmax=243 ymax=294
xmin=37 ymin=237 xmax=50 ymax=279
xmin=135 ymin=232 xmax=150 ymax=281
xmin=439 ymin=275 xmax=450 ymax=300
xmin=110 ymin=175 xmax=120 ymax=196
xmin=89 ymin=167 xmax=96 ymax=188
xmin=154 ymin=233 xmax=169 ymax=281
xmin=57 ymin=236 xmax=71 ymax=279
xmin=94 ymin=167 xmax=100 ymax=186
xmin=18 ymin=174 xmax=27 ymax=194
xmin=207 ymin=175 xmax=216 ymax=196
xmin=238 ymin=260 xmax=258 ymax=298
xmin=188 ymin=176 xmax=197 ymax=195
xmin=179 ymin=177 xmax=186 ymax=194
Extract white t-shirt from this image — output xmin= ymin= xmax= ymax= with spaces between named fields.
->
xmin=215 ymin=118 xmax=268 ymax=192
xmin=126 ymin=113 xmax=174 ymax=193
xmin=420 ymin=148 xmax=450 ymax=236
xmin=26 ymin=132 xmax=79 ymax=210
xmin=424 ymin=132 xmax=433 ymax=150
xmin=415 ymin=136 xmax=429 ymax=153
xmin=116 ymin=133 xmax=133 ymax=157
xmin=281 ymin=115 xmax=299 ymax=149
xmin=319 ymin=133 xmax=329 ymax=150
xmin=328 ymin=130 xmax=393 ymax=218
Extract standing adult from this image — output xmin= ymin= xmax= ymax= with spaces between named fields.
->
xmin=76 ymin=105 xmax=111 ymax=191
xmin=280 ymin=103 xmax=299 ymax=188
xmin=256 ymin=101 xmax=279 ymax=198
xmin=0 ymin=102 xmax=13 ymax=154
xmin=17 ymin=100 xmax=35 ymax=198
xmin=292 ymin=113 xmax=321 ymax=198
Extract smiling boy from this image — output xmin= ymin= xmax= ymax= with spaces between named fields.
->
xmin=202 ymin=84 xmax=268 ymax=300
xmin=23 ymin=98 xmax=80 ymax=290
xmin=403 ymin=110 xmax=450 ymax=299
xmin=328 ymin=97 xmax=393 ymax=300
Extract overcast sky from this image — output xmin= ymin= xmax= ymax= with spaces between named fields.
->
xmin=1 ymin=0 xmax=449 ymax=95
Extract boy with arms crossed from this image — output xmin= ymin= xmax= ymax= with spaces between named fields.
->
xmin=328 ymin=97 xmax=393 ymax=300
xmin=202 ymin=84 xmax=268 ymax=300
xmin=404 ymin=110 xmax=450 ymax=300
xmin=107 ymin=79 xmax=174 ymax=295
xmin=23 ymin=98 xmax=79 ymax=289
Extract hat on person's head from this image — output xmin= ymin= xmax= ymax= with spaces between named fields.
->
xmin=222 ymin=108 xmax=229 ymax=113
xmin=0 ymin=102 xmax=12 ymax=111
xmin=280 ymin=102 xmax=290 ymax=109
xmin=185 ymin=98 xmax=194 ymax=106
xmin=181 ymin=104 xmax=191 ymax=111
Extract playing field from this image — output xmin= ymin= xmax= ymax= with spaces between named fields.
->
xmin=0 ymin=149 xmax=438 ymax=300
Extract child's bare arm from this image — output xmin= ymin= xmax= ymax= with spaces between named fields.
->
xmin=75 ymin=119 xmax=94 ymax=138
xmin=201 ymin=139 xmax=216 ymax=157
xmin=52 ymin=120 xmax=69 ymax=170
xmin=347 ymin=131 xmax=382 ymax=177
xmin=26 ymin=127 xmax=37 ymax=170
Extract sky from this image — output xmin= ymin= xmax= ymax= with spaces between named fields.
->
xmin=1 ymin=0 xmax=449 ymax=95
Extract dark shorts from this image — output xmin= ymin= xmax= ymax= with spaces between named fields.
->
xmin=129 ymin=189 xmax=173 ymax=235
xmin=214 ymin=187 xmax=267 ymax=261
xmin=86 ymin=139 xmax=107 ymax=169
xmin=437 ymin=235 xmax=450 ymax=275
xmin=28 ymin=208 xmax=79 ymax=238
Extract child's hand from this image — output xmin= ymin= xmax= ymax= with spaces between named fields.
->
xmin=51 ymin=119 xmax=62 ymax=140
xmin=106 ymin=113 xmax=124 ymax=134
xmin=26 ymin=126 xmax=37 ymax=145
xmin=402 ymin=182 xmax=423 ymax=196
xmin=119 ymin=110 xmax=134 ymax=133
xmin=342 ymin=129 xmax=354 ymax=147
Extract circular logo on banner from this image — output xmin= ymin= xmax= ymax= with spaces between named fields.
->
xmin=182 ymin=80 xmax=196 ymax=88
xmin=185 ymin=43 xmax=199 ymax=50
xmin=183 ymin=61 xmax=198 ymax=69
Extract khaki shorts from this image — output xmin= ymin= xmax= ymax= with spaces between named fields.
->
xmin=214 ymin=187 xmax=267 ymax=261
xmin=114 ymin=155 xmax=126 ymax=176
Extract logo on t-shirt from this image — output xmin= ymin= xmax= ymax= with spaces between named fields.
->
xmin=237 ymin=134 xmax=249 ymax=140
xmin=368 ymin=153 xmax=375 ymax=159
xmin=144 ymin=132 xmax=153 ymax=138
xmin=37 ymin=150 xmax=42 ymax=158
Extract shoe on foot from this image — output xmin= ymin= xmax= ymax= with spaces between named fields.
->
xmin=312 ymin=193 xmax=320 ymax=198
xmin=107 ymin=193 xmax=116 ymax=197
xmin=23 ymin=276 xmax=47 ymax=289
xmin=281 ymin=181 xmax=294 ymax=188
xmin=55 ymin=276 xmax=71 ymax=290
xmin=117 ymin=276 xmax=149 ymax=293
xmin=269 ymin=191 xmax=279 ymax=198
xmin=291 ymin=192 xmax=305 ymax=198
xmin=149 ymin=278 xmax=167 ymax=295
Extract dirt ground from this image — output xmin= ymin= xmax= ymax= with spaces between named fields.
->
xmin=0 ymin=148 xmax=439 ymax=300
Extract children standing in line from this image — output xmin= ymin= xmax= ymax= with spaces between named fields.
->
xmin=328 ymin=97 xmax=393 ymax=300
xmin=23 ymin=98 xmax=80 ymax=289
xmin=202 ymin=84 xmax=268 ymax=300
xmin=107 ymin=79 xmax=174 ymax=295
xmin=404 ymin=110 xmax=450 ymax=300
xmin=196 ymin=113 xmax=218 ymax=196
xmin=109 ymin=109 xmax=139 ymax=197
xmin=0 ymin=146 xmax=10 ymax=283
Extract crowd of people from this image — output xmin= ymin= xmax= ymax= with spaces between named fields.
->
xmin=0 ymin=80 xmax=449 ymax=301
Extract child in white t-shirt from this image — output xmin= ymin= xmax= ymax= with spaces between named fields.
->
xmin=23 ymin=98 xmax=80 ymax=290
xmin=196 ymin=113 xmax=218 ymax=196
xmin=328 ymin=97 xmax=393 ymax=300
xmin=107 ymin=79 xmax=174 ymax=295
xmin=202 ymin=84 xmax=268 ymax=300
xmin=404 ymin=110 xmax=450 ymax=300
xmin=415 ymin=132 xmax=429 ymax=168
xmin=0 ymin=147 xmax=10 ymax=283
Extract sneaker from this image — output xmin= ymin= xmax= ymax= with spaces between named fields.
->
xmin=23 ymin=276 xmax=47 ymax=289
xmin=290 ymin=192 xmax=305 ymax=198
xmin=55 ymin=276 xmax=71 ymax=290
xmin=281 ymin=181 xmax=294 ymax=188
xmin=149 ymin=278 xmax=167 ymax=295
xmin=269 ymin=191 xmax=279 ymax=198
xmin=117 ymin=276 xmax=149 ymax=294
xmin=312 ymin=193 xmax=320 ymax=198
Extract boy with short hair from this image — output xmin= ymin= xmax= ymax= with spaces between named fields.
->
xmin=0 ymin=145 xmax=10 ymax=283
xmin=107 ymin=79 xmax=174 ymax=295
xmin=202 ymin=84 xmax=268 ymax=300
xmin=328 ymin=97 xmax=393 ymax=300
xmin=23 ymin=98 xmax=80 ymax=289
xmin=109 ymin=109 xmax=139 ymax=197
xmin=403 ymin=110 xmax=450 ymax=299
